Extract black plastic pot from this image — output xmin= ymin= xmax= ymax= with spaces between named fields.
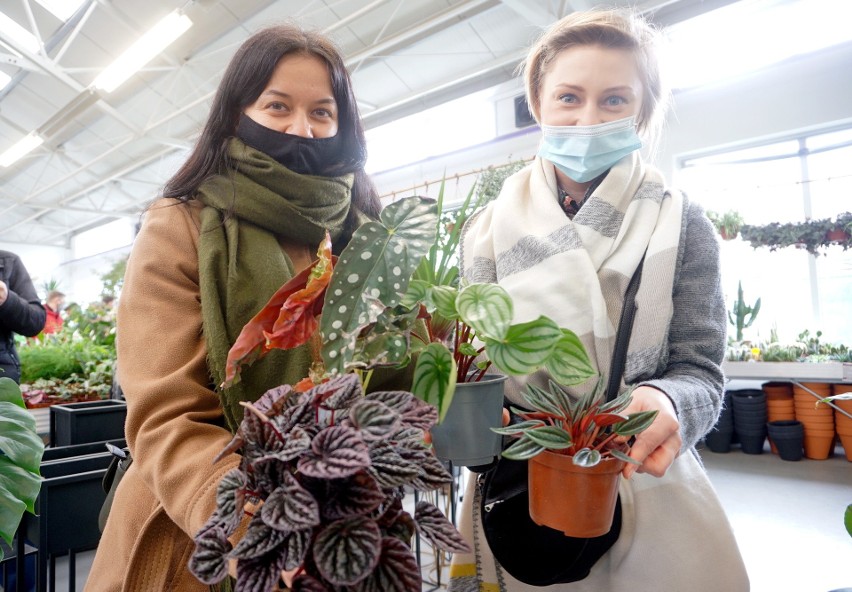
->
xmin=767 ymin=420 xmax=804 ymax=461
xmin=49 ymin=399 xmax=127 ymax=446
xmin=704 ymin=427 xmax=734 ymax=453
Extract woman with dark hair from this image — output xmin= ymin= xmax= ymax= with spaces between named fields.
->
xmin=86 ymin=24 xmax=380 ymax=591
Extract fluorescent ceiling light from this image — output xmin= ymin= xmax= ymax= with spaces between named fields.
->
xmin=0 ymin=70 xmax=11 ymax=90
xmin=666 ymin=0 xmax=852 ymax=90
xmin=34 ymin=0 xmax=85 ymax=21
xmin=0 ymin=11 xmax=40 ymax=54
xmin=93 ymin=10 xmax=192 ymax=93
xmin=0 ymin=132 xmax=44 ymax=167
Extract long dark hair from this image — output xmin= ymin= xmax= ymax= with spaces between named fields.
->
xmin=162 ymin=24 xmax=380 ymax=229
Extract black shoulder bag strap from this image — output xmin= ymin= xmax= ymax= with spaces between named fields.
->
xmin=605 ymin=254 xmax=646 ymax=401
xmin=479 ymin=253 xmax=647 ymax=587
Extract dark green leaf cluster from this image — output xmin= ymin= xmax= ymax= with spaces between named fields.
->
xmin=493 ymin=379 xmax=657 ymax=467
xmin=740 ymin=211 xmax=852 ymax=256
xmin=190 ymin=374 xmax=470 ymax=591
xmin=0 ymin=378 xmax=44 ymax=559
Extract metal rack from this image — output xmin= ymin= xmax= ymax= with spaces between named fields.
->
xmin=722 ymin=361 xmax=852 ymax=420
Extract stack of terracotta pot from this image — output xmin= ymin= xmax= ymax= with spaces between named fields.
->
xmin=793 ymin=382 xmax=835 ymax=460
xmin=833 ymin=383 xmax=852 ymax=462
xmin=762 ymin=382 xmax=795 ymax=454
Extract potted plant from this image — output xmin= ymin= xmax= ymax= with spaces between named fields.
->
xmin=491 ymin=378 xmax=657 ymax=538
xmin=410 ymin=282 xmax=595 ymax=466
xmin=740 ymin=212 xmax=852 ymax=256
xmin=192 ymin=197 xmax=473 ymax=590
xmin=707 ymin=210 xmax=744 ymax=240
xmin=189 ymin=373 xmax=469 ymax=591
xmin=0 ymin=377 xmax=45 ymax=560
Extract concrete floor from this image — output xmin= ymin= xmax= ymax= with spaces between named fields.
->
xmin=10 ymin=443 xmax=852 ymax=592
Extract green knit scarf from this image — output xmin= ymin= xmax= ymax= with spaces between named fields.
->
xmin=197 ymin=138 xmax=353 ymax=432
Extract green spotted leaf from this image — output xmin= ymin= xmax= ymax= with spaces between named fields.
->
xmin=320 ymin=196 xmax=437 ymax=374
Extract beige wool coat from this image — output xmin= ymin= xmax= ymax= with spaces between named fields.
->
xmin=85 ymin=199 xmax=317 ymax=591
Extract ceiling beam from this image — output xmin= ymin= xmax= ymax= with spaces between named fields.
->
xmin=498 ymin=0 xmax=555 ymax=28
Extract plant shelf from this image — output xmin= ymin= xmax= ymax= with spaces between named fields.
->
xmin=723 ymin=361 xmax=852 ymax=383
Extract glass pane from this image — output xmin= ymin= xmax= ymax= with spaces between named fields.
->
xmin=815 ymin=250 xmax=852 ymax=345
xmin=806 ymin=143 xmax=852 ymax=220
xmin=807 ymin=127 xmax=852 ymax=152
xmin=678 ymin=155 xmax=803 ymax=225
xmin=682 ymin=141 xmax=798 ymax=167
xmin=719 ymin=240 xmax=814 ymax=345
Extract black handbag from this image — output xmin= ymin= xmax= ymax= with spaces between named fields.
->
xmin=98 ymin=443 xmax=132 ymax=533
xmin=479 ymin=257 xmax=645 ymax=586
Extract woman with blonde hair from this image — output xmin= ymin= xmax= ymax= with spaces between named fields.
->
xmin=449 ymin=9 xmax=749 ymax=591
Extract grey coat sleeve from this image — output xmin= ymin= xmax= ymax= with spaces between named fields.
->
xmin=639 ymin=201 xmax=727 ymax=451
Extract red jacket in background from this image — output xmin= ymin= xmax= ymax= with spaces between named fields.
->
xmin=42 ymin=305 xmax=63 ymax=334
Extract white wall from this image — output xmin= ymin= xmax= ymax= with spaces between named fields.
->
xmin=661 ymin=41 xmax=852 ymax=180
xmin=0 ymin=241 xmax=70 ymax=299
xmin=373 ymin=41 xmax=852 ymax=202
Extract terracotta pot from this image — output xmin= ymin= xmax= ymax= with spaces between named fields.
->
xmin=829 ymin=397 xmax=852 ymax=425
xmin=528 ymin=450 xmax=625 ymax=538
xmin=803 ymin=429 xmax=835 ymax=460
xmin=762 ymin=381 xmax=793 ymax=400
xmin=793 ymin=383 xmax=832 ymax=399
xmin=833 ymin=384 xmax=852 ymax=395
xmin=837 ymin=433 xmax=852 ymax=462
xmin=825 ymin=229 xmax=850 ymax=242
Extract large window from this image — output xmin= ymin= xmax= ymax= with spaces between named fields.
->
xmin=676 ymin=124 xmax=852 ymax=346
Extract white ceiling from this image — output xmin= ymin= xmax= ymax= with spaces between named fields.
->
xmin=0 ymin=0 xmax=734 ymax=248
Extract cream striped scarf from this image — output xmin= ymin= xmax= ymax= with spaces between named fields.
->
xmin=460 ymin=153 xmax=683 ymax=401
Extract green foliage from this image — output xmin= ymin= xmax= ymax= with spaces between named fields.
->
xmin=728 ymin=281 xmax=760 ymax=342
xmin=99 ymin=256 xmax=128 ymax=299
xmin=740 ymin=212 xmax=852 ymax=256
xmin=475 ymin=160 xmax=527 ymax=206
xmin=411 ymin=283 xmax=595 ymax=421
xmin=18 ymin=337 xmax=112 ymax=384
xmin=492 ymin=378 xmax=657 ymax=467
xmin=846 ymin=504 xmax=852 ymax=538
xmin=706 ymin=210 xmax=744 ymax=240
xmin=0 ymin=378 xmax=44 ymax=558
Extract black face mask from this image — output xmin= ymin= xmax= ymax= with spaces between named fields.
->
xmin=235 ymin=113 xmax=364 ymax=177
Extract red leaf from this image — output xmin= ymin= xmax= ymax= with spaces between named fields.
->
xmin=265 ymin=233 xmax=335 ymax=350
xmin=222 ymin=233 xmax=335 ymax=388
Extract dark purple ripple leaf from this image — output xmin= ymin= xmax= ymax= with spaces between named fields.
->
xmin=253 ymin=384 xmax=296 ymax=416
xmin=297 ymin=425 xmax=370 ymax=479
xmin=376 ymin=495 xmax=404 ymax=528
xmin=367 ymin=441 xmax=419 ymax=489
xmin=322 ymin=471 xmax=385 ymax=520
xmin=261 ymin=473 xmax=320 ymax=532
xmin=291 ymin=574 xmax=331 ymax=592
xmin=189 ymin=524 xmax=232 ymax=585
xmin=215 ymin=468 xmax=246 ymax=533
xmin=275 ymin=402 xmax=316 ymax=433
xmin=231 ymin=513 xmax=288 ymax=559
xmin=385 ymin=510 xmax=416 ymax=544
xmin=260 ymin=425 xmax=311 ymax=463
xmin=235 ymin=551 xmax=287 ymax=592
xmin=365 ymin=390 xmax=438 ymax=430
xmin=349 ymin=399 xmax=401 ymax=442
xmin=414 ymin=501 xmax=471 ymax=553
xmin=313 ymin=516 xmax=382 ymax=585
xmin=408 ymin=451 xmax=453 ymax=491
xmin=283 ymin=528 xmax=311 ymax=571
xmin=353 ymin=537 xmax=421 ymax=592
xmin=312 ymin=373 xmax=362 ymax=410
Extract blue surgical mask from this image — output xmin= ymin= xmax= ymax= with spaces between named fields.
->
xmin=537 ymin=116 xmax=642 ymax=183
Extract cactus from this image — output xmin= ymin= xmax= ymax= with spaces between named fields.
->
xmin=728 ymin=281 xmax=760 ymax=342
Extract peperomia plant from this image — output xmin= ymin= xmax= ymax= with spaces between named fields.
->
xmin=189 ymin=373 xmax=469 ymax=591
xmin=492 ymin=378 xmax=658 ymax=468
